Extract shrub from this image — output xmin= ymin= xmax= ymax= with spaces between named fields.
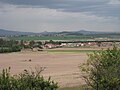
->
xmin=0 ymin=67 xmax=58 ymax=90
xmin=0 ymin=46 xmax=22 ymax=53
xmin=80 ymin=47 xmax=120 ymax=90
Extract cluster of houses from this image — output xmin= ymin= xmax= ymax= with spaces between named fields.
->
xmin=21 ymin=40 xmax=120 ymax=50
xmin=45 ymin=42 xmax=120 ymax=49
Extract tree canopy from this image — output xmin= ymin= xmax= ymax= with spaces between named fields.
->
xmin=80 ymin=47 xmax=120 ymax=90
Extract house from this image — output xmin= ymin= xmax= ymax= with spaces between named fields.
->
xmin=44 ymin=44 xmax=55 ymax=49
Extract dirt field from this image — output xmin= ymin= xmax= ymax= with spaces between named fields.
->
xmin=0 ymin=49 xmax=89 ymax=87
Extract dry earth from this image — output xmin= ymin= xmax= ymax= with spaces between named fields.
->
xmin=0 ymin=48 xmax=89 ymax=87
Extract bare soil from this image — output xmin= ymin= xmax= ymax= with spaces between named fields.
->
xmin=0 ymin=48 xmax=89 ymax=87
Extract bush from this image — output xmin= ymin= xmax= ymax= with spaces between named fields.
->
xmin=0 ymin=39 xmax=22 ymax=53
xmin=0 ymin=67 xmax=58 ymax=90
xmin=0 ymin=46 xmax=22 ymax=53
xmin=11 ymin=45 xmax=22 ymax=52
xmin=80 ymin=47 xmax=120 ymax=90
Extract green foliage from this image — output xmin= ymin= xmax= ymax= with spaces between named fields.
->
xmin=0 ymin=39 xmax=22 ymax=53
xmin=0 ymin=67 xmax=58 ymax=90
xmin=0 ymin=39 xmax=19 ymax=47
xmin=80 ymin=47 xmax=120 ymax=90
xmin=0 ymin=46 xmax=22 ymax=53
xmin=0 ymin=39 xmax=44 ymax=53
xmin=47 ymin=49 xmax=99 ymax=53
xmin=29 ymin=40 xmax=35 ymax=47
xmin=45 ymin=40 xmax=61 ymax=45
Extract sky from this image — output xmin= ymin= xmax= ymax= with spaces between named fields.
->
xmin=0 ymin=0 xmax=120 ymax=32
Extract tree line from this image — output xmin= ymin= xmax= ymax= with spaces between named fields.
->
xmin=0 ymin=39 xmax=22 ymax=53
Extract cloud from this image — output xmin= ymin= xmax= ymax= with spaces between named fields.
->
xmin=109 ymin=0 xmax=120 ymax=4
xmin=0 ymin=0 xmax=108 ymax=6
xmin=0 ymin=6 xmax=119 ymax=32
xmin=0 ymin=0 xmax=120 ymax=18
xmin=0 ymin=0 xmax=120 ymax=32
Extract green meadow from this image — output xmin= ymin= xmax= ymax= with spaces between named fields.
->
xmin=9 ymin=35 xmax=93 ymax=41
xmin=46 ymin=49 xmax=99 ymax=53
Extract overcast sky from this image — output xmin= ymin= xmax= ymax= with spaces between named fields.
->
xmin=0 ymin=0 xmax=120 ymax=32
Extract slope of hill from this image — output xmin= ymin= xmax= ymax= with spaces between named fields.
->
xmin=42 ymin=30 xmax=120 ymax=35
xmin=0 ymin=29 xmax=34 ymax=36
xmin=0 ymin=29 xmax=119 ymax=36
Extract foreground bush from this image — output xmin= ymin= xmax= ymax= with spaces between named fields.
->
xmin=0 ymin=67 xmax=58 ymax=90
xmin=80 ymin=47 xmax=120 ymax=90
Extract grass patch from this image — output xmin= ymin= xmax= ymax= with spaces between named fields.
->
xmin=46 ymin=49 xmax=99 ymax=53
xmin=9 ymin=35 xmax=92 ymax=41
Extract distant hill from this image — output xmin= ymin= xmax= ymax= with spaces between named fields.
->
xmin=75 ymin=30 xmax=105 ymax=35
xmin=0 ymin=29 xmax=119 ymax=36
xmin=40 ymin=31 xmax=58 ymax=35
xmin=43 ymin=30 xmax=119 ymax=35
xmin=0 ymin=29 xmax=35 ymax=36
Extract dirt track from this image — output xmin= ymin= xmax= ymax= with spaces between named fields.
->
xmin=0 ymin=50 xmax=88 ymax=87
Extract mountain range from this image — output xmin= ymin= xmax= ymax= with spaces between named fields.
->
xmin=0 ymin=29 xmax=35 ymax=36
xmin=0 ymin=29 xmax=119 ymax=36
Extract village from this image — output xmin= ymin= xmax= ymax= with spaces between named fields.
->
xmin=21 ymin=39 xmax=120 ymax=51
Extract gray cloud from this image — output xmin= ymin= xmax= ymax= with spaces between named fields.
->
xmin=0 ymin=0 xmax=120 ymax=32
xmin=0 ymin=0 xmax=120 ymax=18
xmin=0 ymin=0 xmax=109 ymax=5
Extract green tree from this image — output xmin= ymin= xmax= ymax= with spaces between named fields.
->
xmin=80 ymin=47 xmax=120 ymax=90
xmin=29 ymin=40 xmax=35 ymax=48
